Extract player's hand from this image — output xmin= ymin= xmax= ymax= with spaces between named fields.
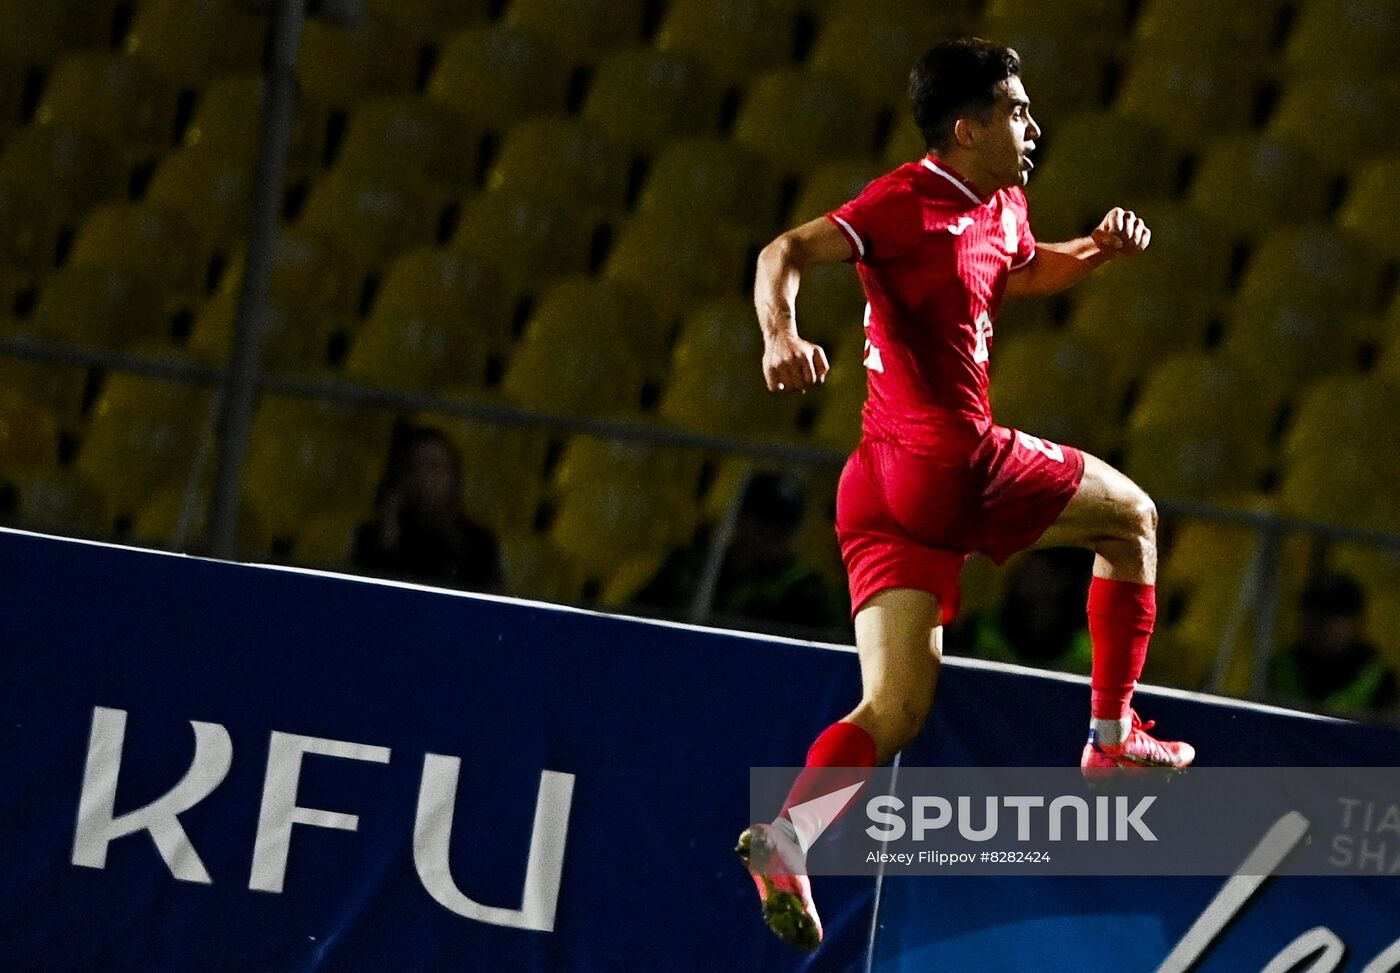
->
xmin=762 ymin=331 xmax=829 ymax=393
xmin=1091 ymin=208 xmax=1151 ymax=258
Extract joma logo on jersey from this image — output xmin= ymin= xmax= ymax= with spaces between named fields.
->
xmin=70 ymin=706 xmax=575 ymax=932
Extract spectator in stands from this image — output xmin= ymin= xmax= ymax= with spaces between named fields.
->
xmin=961 ymin=548 xmax=1093 ymax=675
xmin=1270 ymin=573 xmax=1397 ymax=715
xmin=636 ymin=472 xmax=847 ymax=634
xmin=352 ymin=424 xmax=502 ymax=592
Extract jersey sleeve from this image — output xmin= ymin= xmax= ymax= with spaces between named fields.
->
xmin=826 ymin=176 xmax=922 ymax=264
xmin=1008 ymin=187 xmax=1036 ymax=272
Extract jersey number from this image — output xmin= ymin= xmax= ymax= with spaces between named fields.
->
xmin=862 ymin=302 xmax=884 ymax=373
xmin=1016 ymin=431 xmax=1065 ymax=463
xmin=973 ymin=311 xmax=992 ymax=364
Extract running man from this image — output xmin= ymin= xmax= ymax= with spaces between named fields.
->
xmin=737 ymin=38 xmax=1195 ymax=951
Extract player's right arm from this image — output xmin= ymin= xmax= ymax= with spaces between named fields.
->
xmin=754 ymin=217 xmax=849 ymax=393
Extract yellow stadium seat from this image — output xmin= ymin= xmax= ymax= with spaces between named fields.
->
xmin=637 ymin=137 xmax=780 ymax=233
xmin=500 ymin=325 xmax=646 ymax=418
xmin=1027 ymin=112 xmax=1176 ymax=241
xmin=660 ymin=297 xmax=802 ymax=438
xmin=517 ymin=275 xmax=667 ymax=364
xmin=811 ymin=347 xmax=867 ymax=451
xmin=1283 ymin=374 xmax=1400 ymax=461
xmin=1277 ymin=442 xmax=1400 ymax=529
xmin=1133 ymin=0 xmax=1284 ymax=58
xmin=365 ymin=0 xmax=490 ymax=41
xmin=1223 ymin=293 xmax=1357 ymax=398
xmin=583 ymin=50 xmax=722 ymax=151
xmin=1130 ymin=352 xmax=1276 ymax=438
xmin=243 ymin=396 xmax=391 ymax=535
xmin=655 ymin=0 xmax=797 ymax=84
xmin=1084 ymin=201 xmax=1233 ymax=298
xmin=187 ymin=288 xmax=343 ymax=374
xmin=989 ymin=331 xmax=1119 ymax=458
xmin=291 ymin=504 xmax=365 ymax=567
xmin=0 ymin=0 xmax=70 ymax=67
xmin=978 ymin=23 xmax=1114 ymax=122
xmin=299 ymin=16 xmax=418 ymax=110
xmin=336 ymin=95 xmax=476 ymax=191
xmin=603 ymin=212 xmax=748 ymax=317
xmin=505 ymin=0 xmax=646 ymax=64
xmin=182 ymin=74 xmax=322 ymax=177
xmin=369 ymin=246 xmax=514 ymax=353
xmin=129 ymin=485 xmax=271 ymax=554
xmin=0 ymin=355 xmax=87 ymax=421
xmin=1124 ymin=422 xmax=1268 ymax=504
xmin=982 ymin=0 xmax=1132 ymax=33
xmin=809 ymin=3 xmax=951 ymax=110
xmin=69 ymin=202 xmax=208 ymax=297
xmin=554 ymin=434 xmax=704 ymax=503
xmin=428 ymin=25 xmax=569 ymax=133
xmin=795 ymin=263 xmax=865 ymax=350
xmin=0 ymin=398 xmax=61 ymax=467
xmin=420 ymin=412 xmax=551 ymax=535
xmin=345 ymin=301 xmax=490 ymax=393
xmin=498 ymin=532 xmax=584 ymax=603
xmin=1270 ymin=75 xmax=1400 ymax=173
xmin=76 ymin=374 xmax=213 ymax=515
xmin=8 ymin=465 xmax=110 ymax=535
xmin=24 ymin=265 xmax=168 ymax=348
xmin=35 ymin=52 xmax=177 ymax=161
xmin=733 ymin=70 xmax=876 ymax=175
xmin=1284 ymin=0 xmax=1400 ymax=77
xmin=126 ymin=0 xmax=266 ymax=85
xmin=1115 ymin=50 xmax=1259 ymax=149
xmin=487 ymin=117 xmax=631 ymax=213
xmin=222 ymin=230 xmax=363 ymax=317
xmin=551 ymin=478 xmax=695 ymax=582
xmin=1234 ymin=226 xmax=1385 ymax=322
xmin=1338 ymin=156 xmax=1400 ymax=259
xmin=883 ymin=113 xmax=926 ymax=168
xmin=453 ymin=189 xmax=600 ymax=294
xmin=1068 ymin=283 xmax=1211 ymax=392
xmin=298 ymin=169 xmax=441 ymax=276
xmin=790 ymin=161 xmax=882 ymax=224
xmin=1188 ymin=134 xmax=1330 ymax=241
xmin=144 ymin=144 xmax=253 ymax=253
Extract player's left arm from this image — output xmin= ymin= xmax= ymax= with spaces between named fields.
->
xmin=1004 ymin=208 xmax=1151 ymax=299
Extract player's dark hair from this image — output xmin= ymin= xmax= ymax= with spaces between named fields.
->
xmin=908 ymin=38 xmax=1021 ymax=152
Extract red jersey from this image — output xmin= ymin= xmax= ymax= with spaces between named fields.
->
xmin=826 ymin=156 xmax=1036 ymax=454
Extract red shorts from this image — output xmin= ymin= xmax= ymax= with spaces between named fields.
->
xmin=835 ymin=427 xmax=1086 ymax=624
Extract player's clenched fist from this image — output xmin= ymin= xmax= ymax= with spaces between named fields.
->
xmin=762 ymin=332 xmax=829 ymax=393
xmin=1091 ymin=208 xmax=1151 ymax=257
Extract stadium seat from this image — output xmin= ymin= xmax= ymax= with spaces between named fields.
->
xmin=1124 ymin=421 xmax=1269 ymax=504
xmin=129 ymin=485 xmax=272 ymax=554
xmin=1080 ymin=201 xmax=1233 ymax=300
xmin=976 ymin=22 xmax=1114 ymax=122
xmin=1026 ymin=112 xmax=1176 ymax=241
xmin=428 ymin=25 xmax=569 ymax=133
xmin=504 ymin=0 xmax=646 ymax=65
xmin=76 ymin=375 xmax=213 ymax=516
xmin=660 ymin=297 xmax=802 ymax=438
xmin=1223 ymin=293 xmax=1361 ymax=398
xmin=1284 ymin=0 xmax=1400 ymax=77
xmin=299 ymin=16 xmax=418 ymax=110
xmin=793 ymin=263 xmax=865 ymax=349
xmin=1115 ymin=50 xmax=1259 ymax=149
xmin=290 ymin=505 xmax=364 ymax=567
xmin=368 ymin=247 xmax=514 ymax=356
xmin=498 ymin=531 xmax=585 ymax=603
xmin=655 ymin=0 xmax=797 ymax=84
xmin=0 ymin=398 xmax=61 ymax=467
xmin=811 ymin=345 xmax=867 ymax=451
xmin=243 ymin=396 xmax=391 ymax=535
xmin=554 ymin=434 xmax=704 ymax=503
xmin=1233 ymin=226 xmax=1386 ymax=325
xmin=421 ymin=412 xmax=552 ymax=535
xmin=1068 ymin=282 xmax=1212 ymax=393
xmin=217 ymin=230 xmax=363 ymax=318
xmin=335 ymin=96 xmax=476 ymax=191
xmin=298 ymin=169 xmax=441 ymax=276
xmin=125 ymin=0 xmax=267 ymax=86
xmin=486 ymin=117 xmax=631 ymax=214
xmin=790 ymin=161 xmax=882 ymax=224
xmin=0 ymin=0 xmax=77 ymax=67
xmin=551 ymin=477 xmax=695 ymax=590
xmin=1283 ymin=374 xmax=1400 ymax=462
xmin=1277 ymin=441 xmax=1400 ymax=529
xmin=452 ymin=189 xmax=600 ymax=295
xmin=501 ymin=308 xmax=647 ymax=418
xmin=636 ymin=138 xmax=781 ymax=234
xmin=23 ymin=265 xmax=168 ymax=348
xmin=144 ymin=144 xmax=254 ymax=253
xmin=809 ymin=2 xmax=951 ymax=110
xmin=0 ymin=355 xmax=87 ymax=422
xmin=883 ymin=114 xmax=926 ymax=168
xmin=182 ymin=74 xmax=323 ymax=178
xmin=68 ymin=202 xmax=208 ymax=298
xmin=1129 ymin=353 xmax=1276 ymax=442
xmin=1338 ymin=156 xmax=1400 ymax=259
xmin=981 ymin=0 xmax=1132 ymax=34
xmin=1132 ymin=0 xmax=1284 ymax=59
xmin=733 ymin=70 xmax=876 ymax=176
xmin=1188 ymin=134 xmax=1331 ymax=241
xmin=35 ymin=52 xmax=177 ymax=162
xmin=518 ymin=275 xmax=667 ymax=364
xmin=187 ymin=288 xmax=343 ymax=373
xmin=583 ymin=50 xmax=723 ymax=152
xmin=1270 ymin=74 xmax=1400 ymax=173
xmin=8 ymin=466 xmax=110 ymax=535
xmin=345 ymin=293 xmax=492 ymax=392
xmin=989 ymin=331 xmax=1119 ymax=458
xmin=604 ymin=212 xmax=748 ymax=317
xmin=365 ymin=0 xmax=491 ymax=42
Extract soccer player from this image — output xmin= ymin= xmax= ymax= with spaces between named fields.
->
xmin=737 ymin=38 xmax=1196 ymax=951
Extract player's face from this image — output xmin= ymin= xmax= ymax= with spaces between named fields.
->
xmin=974 ymin=77 xmax=1041 ymax=190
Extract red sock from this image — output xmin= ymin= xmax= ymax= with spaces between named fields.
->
xmin=778 ymin=721 xmax=877 ymax=834
xmin=1087 ymin=577 xmax=1155 ymax=720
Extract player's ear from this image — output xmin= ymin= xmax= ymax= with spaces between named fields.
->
xmin=952 ymin=116 xmax=976 ymax=148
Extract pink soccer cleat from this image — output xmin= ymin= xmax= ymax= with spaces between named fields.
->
xmin=1080 ymin=710 xmax=1196 ymax=778
xmin=736 ymin=822 xmax=823 ymax=952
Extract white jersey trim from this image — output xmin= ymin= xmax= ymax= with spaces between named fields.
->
xmin=920 ymin=157 xmax=983 ymax=206
xmin=830 ymin=214 xmax=865 ymax=259
xmin=1010 ymin=249 xmax=1036 ymax=271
